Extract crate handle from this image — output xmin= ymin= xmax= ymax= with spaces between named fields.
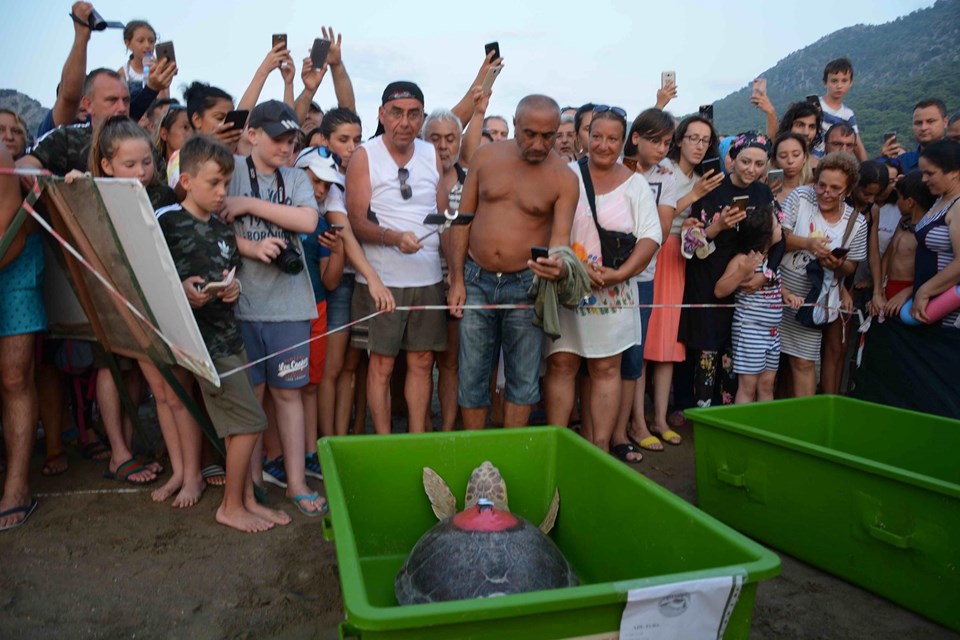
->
xmin=716 ymin=468 xmax=745 ymax=488
xmin=868 ymin=524 xmax=912 ymax=550
xmin=322 ymin=515 xmax=335 ymax=542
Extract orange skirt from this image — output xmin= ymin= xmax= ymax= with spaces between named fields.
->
xmin=644 ymin=235 xmax=686 ymax=363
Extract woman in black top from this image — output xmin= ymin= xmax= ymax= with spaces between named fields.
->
xmin=679 ymin=132 xmax=775 ymax=407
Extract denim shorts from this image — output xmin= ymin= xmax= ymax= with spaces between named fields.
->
xmin=239 ymin=320 xmax=310 ymax=388
xmin=458 ymin=257 xmax=542 ymax=407
xmin=620 ymin=279 xmax=655 ymax=380
xmin=326 ymin=273 xmax=355 ymax=331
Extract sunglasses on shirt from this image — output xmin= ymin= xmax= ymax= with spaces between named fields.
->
xmin=398 ymin=167 xmax=412 ymax=200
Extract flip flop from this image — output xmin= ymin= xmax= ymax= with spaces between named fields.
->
xmin=653 ymin=429 xmax=683 ymax=445
xmin=634 ymin=435 xmax=665 ymax=452
xmin=202 ymin=464 xmax=226 ymax=487
xmin=136 ymin=453 xmax=164 ymax=475
xmin=79 ymin=441 xmax=111 ymax=461
xmin=42 ymin=452 xmax=69 ymax=476
xmin=103 ymin=458 xmax=156 ymax=485
xmin=611 ymin=443 xmax=643 ymax=464
xmin=0 ymin=498 xmax=39 ymax=532
xmin=291 ymin=492 xmax=328 ymax=518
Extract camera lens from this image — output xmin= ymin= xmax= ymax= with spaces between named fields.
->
xmin=272 ymin=235 xmax=303 ymax=275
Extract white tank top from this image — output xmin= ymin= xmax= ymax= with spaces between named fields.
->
xmin=357 ymin=136 xmax=441 ymax=287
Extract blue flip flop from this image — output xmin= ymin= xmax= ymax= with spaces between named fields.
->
xmin=0 ymin=498 xmax=39 ymax=532
xmin=291 ymin=492 xmax=328 ymax=518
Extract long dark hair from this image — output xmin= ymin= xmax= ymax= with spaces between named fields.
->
xmin=183 ymin=82 xmax=233 ymax=129
xmin=777 ymin=102 xmax=823 ymax=148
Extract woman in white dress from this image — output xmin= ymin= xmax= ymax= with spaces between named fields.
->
xmin=543 ymin=106 xmax=662 ymax=459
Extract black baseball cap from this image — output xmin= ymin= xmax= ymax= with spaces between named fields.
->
xmin=381 ymin=81 xmax=424 ymax=106
xmin=248 ymin=100 xmax=300 ymax=139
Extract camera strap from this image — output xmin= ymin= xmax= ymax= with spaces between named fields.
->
xmin=245 ymin=156 xmax=285 ymax=204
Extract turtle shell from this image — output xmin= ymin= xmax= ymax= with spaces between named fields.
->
xmin=395 ymin=504 xmax=579 ymax=605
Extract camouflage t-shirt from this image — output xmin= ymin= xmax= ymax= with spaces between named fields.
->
xmin=156 ymin=204 xmax=244 ymax=359
xmin=29 ymin=123 xmax=93 ymax=175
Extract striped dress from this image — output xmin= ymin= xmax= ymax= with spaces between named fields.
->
xmin=914 ymin=196 xmax=959 ymax=329
xmin=732 ymin=260 xmax=782 ymax=375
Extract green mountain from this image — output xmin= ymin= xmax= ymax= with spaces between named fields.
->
xmin=713 ymin=0 xmax=960 ymax=154
xmin=0 ymin=89 xmax=49 ymax=141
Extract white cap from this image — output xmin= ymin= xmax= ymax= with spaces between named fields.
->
xmin=295 ymin=147 xmax=344 ymax=187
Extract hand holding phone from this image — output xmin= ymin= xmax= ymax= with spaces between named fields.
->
xmin=329 ymin=224 xmax=344 ymax=233
xmin=484 ymin=41 xmax=501 ymax=63
xmin=831 ymin=247 xmax=850 ymax=259
xmin=730 ymin=195 xmax=750 ymax=213
xmin=480 ymin=65 xmax=503 ymax=95
xmin=661 ymin=71 xmax=676 ymax=89
xmin=311 ymin=38 xmax=331 ymax=69
xmin=699 ymin=104 xmax=714 ymax=120
xmin=766 ymin=169 xmax=784 ymax=195
xmin=700 ymin=156 xmax=721 ymax=176
xmin=531 ymin=246 xmax=549 ymax=261
xmin=222 ymin=110 xmax=249 ymax=131
xmin=272 ymin=33 xmax=288 ymax=49
xmin=155 ymin=41 xmax=176 ymax=64
xmin=752 ymin=78 xmax=767 ymax=98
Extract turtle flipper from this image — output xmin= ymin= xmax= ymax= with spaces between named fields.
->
xmin=539 ymin=489 xmax=560 ymax=534
xmin=423 ymin=467 xmax=457 ymax=520
xmin=464 ymin=461 xmax=509 ymax=511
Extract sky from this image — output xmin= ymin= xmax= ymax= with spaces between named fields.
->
xmin=0 ymin=0 xmax=936 ymax=133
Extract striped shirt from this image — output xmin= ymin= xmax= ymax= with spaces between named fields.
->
xmin=813 ymin=99 xmax=859 ymax=158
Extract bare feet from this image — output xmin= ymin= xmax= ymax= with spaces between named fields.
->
xmin=171 ymin=477 xmax=205 ymax=509
xmin=152 ymin=476 xmax=182 ymax=502
xmin=246 ymin=499 xmax=292 ymax=526
xmin=216 ymin=504 xmax=274 ymax=533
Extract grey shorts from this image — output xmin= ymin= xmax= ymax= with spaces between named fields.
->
xmin=350 ymin=282 xmax=447 ymax=356
xmin=196 ymin=351 xmax=268 ymax=439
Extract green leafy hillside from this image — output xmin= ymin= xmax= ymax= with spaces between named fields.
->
xmin=713 ymin=0 xmax=960 ymax=153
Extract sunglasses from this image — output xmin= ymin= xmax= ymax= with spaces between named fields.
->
xmin=593 ymin=105 xmax=627 ymax=119
xmin=398 ymin=167 xmax=412 ymax=200
xmin=300 ymin=145 xmax=342 ymax=169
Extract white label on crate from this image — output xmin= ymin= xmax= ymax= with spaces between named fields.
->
xmin=619 ymin=575 xmax=743 ymax=640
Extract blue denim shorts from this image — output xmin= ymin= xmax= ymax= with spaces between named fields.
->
xmin=620 ymin=279 xmax=655 ymax=380
xmin=325 ymin=273 xmax=355 ymax=331
xmin=458 ymin=258 xmax=542 ymax=407
xmin=239 ymin=320 xmax=310 ymax=388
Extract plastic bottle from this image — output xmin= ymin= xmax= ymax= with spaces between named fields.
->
xmin=899 ymin=285 xmax=960 ymax=325
xmin=142 ymin=50 xmax=154 ymax=85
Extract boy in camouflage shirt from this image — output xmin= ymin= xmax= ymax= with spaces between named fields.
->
xmin=157 ymin=135 xmax=291 ymax=533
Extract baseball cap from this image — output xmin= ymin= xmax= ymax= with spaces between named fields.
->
xmin=295 ymin=147 xmax=344 ymax=187
xmin=248 ymin=100 xmax=300 ymax=139
xmin=381 ymin=81 xmax=424 ymax=106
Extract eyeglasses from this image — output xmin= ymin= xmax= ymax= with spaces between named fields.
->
xmin=683 ymin=135 xmax=712 ymax=147
xmin=593 ymin=105 xmax=627 ymax=118
xmin=398 ymin=167 xmax=412 ymax=200
xmin=814 ymin=182 xmax=845 ymax=196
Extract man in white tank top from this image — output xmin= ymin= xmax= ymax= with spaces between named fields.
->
xmin=346 ymin=82 xmax=449 ymax=435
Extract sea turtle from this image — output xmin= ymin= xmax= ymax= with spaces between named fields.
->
xmin=395 ymin=461 xmax=579 ymax=605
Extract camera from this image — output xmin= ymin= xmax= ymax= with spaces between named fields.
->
xmin=273 ymin=234 xmax=303 ymax=274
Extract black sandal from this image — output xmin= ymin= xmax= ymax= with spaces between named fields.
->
xmin=611 ymin=442 xmax=643 ymax=464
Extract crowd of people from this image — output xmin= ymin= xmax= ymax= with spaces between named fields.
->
xmin=1 ymin=2 xmax=958 ymax=533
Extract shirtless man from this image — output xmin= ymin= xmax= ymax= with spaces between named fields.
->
xmin=0 ymin=145 xmax=42 ymax=531
xmin=448 ymin=94 xmax=578 ymax=429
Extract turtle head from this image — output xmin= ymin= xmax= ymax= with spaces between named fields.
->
xmin=464 ymin=461 xmax=509 ymax=512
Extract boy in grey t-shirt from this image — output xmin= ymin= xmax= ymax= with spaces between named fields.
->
xmin=220 ymin=100 xmax=325 ymax=517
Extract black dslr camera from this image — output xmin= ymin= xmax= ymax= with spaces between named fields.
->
xmin=274 ymin=233 xmax=303 ymax=275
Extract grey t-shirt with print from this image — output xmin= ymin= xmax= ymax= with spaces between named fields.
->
xmin=228 ymin=156 xmax=319 ymax=322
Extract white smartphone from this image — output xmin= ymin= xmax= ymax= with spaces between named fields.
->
xmin=481 ymin=65 xmax=503 ymax=95
xmin=661 ymin=71 xmax=676 ymax=88
xmin=752 ymin=78 xmax=767 ymax=98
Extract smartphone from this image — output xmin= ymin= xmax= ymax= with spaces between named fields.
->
xmin=155 ymin=41 xmax=175 ymax=64
xmin=806 ymin=94 xmax=822 ymax=110
xmin=752 ymin=78 xmax=767 ymax=98
xmin=272 ymin=33 xmax=287 ymax=49
xmin=484 ymin=41 xmax=500 ymax=63
xmin=329 ymin=224 xmax=344 ymax=233
xmin=661 ymin=71 xmax=676 ymax=88
xmin=531 ymin=246 xmax=549 ymax=261
xmin=883 ymin=131 xmax=897 ymax=144
xmin=700 ymin=156 xmax=721 ymax=176
xmin=730 ymin=195 xmax=750 ymax=213
xmin=480 ymin=65 xmax=503 ymax=95
xmin=766 ymin=168 xmax=785 ymax=194
xmin=699 ymin=104 xmax=714 ymax=120
xmin=311 ymin=38 xmax=331 ymax=69
xmin=222 ymin=109 xmax=249 ymax=131
xmin=831 ymin=247 xmax=850 ymax=258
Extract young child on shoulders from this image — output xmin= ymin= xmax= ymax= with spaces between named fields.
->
xmin=815 ymin=57 xmax=866 ymax=161
xmin=872 ymin=170 xmax=936 ymax=318
xmin=157 ymin=134 xmax=291 ymax=532
xmin=294 ymin=146 xmax=345 ymax=478
xmin=117 ymin=20 xmax=168 ymax=98
xmin=715 ymin=204 xmax=802 ymax=403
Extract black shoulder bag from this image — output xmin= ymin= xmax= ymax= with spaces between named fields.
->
xmin=577 ymin=156 xmax=636 ymax=268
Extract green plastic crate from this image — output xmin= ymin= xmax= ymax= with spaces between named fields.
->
xmin=317 ymin=426 xmax=779 ymax=639
xmin=687 ymin=396 xmax=960 ymax=631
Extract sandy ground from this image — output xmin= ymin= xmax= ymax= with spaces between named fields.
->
xmin=0 ymin=409 xmax=955 ymax=640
